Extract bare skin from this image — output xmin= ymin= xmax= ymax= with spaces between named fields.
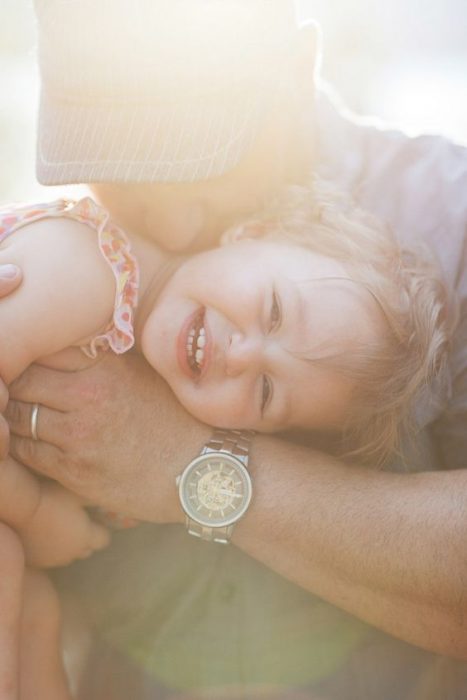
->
xmin=0 ymin=268 xmax=74 ymax=700
xmin=0 ymin=524 xmax=23 ymax=700
xmin=3 ymin=119 xmax=467 ymax=668
xmin=0 ymin=526 xmax=72 ymax=700
xmin=90 ymin=28 xmax=316 ymax=254
xmin=6 ymin=350 xmax=467 ymax=660
xmin=20 ymin=570 xmax=73 ymax=700
xmin=0 ymin=265 xmax=22 ymax=458
xmin=3 ymin=23 xmax=466 ymax=671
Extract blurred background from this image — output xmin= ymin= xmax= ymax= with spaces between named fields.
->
xmin=1 ymin=0 xmax=466 ymax=202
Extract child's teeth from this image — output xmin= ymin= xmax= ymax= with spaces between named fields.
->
xmin=187 ymin=319 xmax=206 ymax=372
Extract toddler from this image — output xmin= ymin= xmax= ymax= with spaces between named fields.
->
xmin=0 ymin=181 xmax=450 ymax=698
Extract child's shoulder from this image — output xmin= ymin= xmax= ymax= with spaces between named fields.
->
xmin=0 ymin=197 xmax=103 ymax=238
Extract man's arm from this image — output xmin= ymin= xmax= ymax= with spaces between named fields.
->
xmin=0 ymin=264 xmax=22 ymax=457
xmin=6 ymin=351 xmax=467 ymax=660
xmin=236 ymin=438 xmax=467 ymax=659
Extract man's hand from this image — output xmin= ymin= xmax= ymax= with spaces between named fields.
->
xmin=7 ymin=351 xmax=211 ymax=523
xmin=0 ymin=264 xmax=22 ymax=458
xmin=0 ymin=380 xmax=10 ymax=460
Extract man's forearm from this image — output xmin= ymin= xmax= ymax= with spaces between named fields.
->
xmin=8 ymin=353 xmax=467 ymax=658
xmin=231 ymin=434 xmax=467 ymax=659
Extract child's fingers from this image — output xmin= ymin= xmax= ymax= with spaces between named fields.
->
xmin=0 ymin=263 xmax=22 ymax=292
xmin=88 ymin=522 xmax=111 ymax=552
xmin=78 ymin=523 xmax=110 ymax=559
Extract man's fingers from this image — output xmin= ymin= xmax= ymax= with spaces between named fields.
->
xmin=8 ymin=435 xmax=66 ymax=481
xmin=5 ymin=400 xmax=38 ymax=439
xmin=9 ymin=363 xmax=93 ymax=409
xmin=0 ymin=379 xmax=10 ymax=459
xmin=0 ymin=380 xmax=8 ymax=413
xmin=9 ymin=435 xmax=93 ymax=500
xmin=34 ymin=347 xmax=100 ymax=372
xmin=6 ymin=401 xmax=65 ymax=447
xmin=9 ymin=365 xmax=76 ymax=408
xmin=0 ymin=416 xmax=9 ymax=460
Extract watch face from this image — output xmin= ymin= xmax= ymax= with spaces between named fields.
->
xmin=178 ymin=452 xmax=252 ymax=528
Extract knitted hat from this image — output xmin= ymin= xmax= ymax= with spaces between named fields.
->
xmin=36 ymin=0 xmax=302 ymax=184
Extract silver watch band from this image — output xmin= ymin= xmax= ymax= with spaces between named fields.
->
xmin=201 ymin=428 xmax=253 ymax=466
xmin=186 ymin=429 xmax=254 ymax=544
xmin=185 ymin=520 xmax=234 ymax=545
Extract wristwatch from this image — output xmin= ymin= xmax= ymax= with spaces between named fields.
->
xmin=176 ymin=429 xmax=253 ymax=544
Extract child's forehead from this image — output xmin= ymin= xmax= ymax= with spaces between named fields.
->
xmin=220 ymin=237 xmax=313 ymax=266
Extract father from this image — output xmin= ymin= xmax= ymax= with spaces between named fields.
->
xmin=5 ymin=1 xmax=467 ymax=698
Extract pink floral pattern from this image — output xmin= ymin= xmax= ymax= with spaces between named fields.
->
xmin=0 ymin=198 xmax=139 ymax=357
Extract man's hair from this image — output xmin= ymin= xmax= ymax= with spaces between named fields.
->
xmin=230 ymin=178 xmax=454 ymax=466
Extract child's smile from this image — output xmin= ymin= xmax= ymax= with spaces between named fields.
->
xmin=179 ymin=307 xmax=209 ymax=379
xmin=141 ymin=238 xmax=385 ymax=434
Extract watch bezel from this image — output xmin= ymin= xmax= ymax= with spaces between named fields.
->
xmin=178 ymin=451 xmax=252 ymax=528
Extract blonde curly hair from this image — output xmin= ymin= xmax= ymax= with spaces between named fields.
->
xmin=228 ymin=178 xmax=454 ymax=466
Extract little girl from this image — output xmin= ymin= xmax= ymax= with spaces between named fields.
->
xmin=0 ymin=181 xmax=450 ymax=698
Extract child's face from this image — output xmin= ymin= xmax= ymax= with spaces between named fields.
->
xmin=142 ymin=239 xmax=382 ymax=433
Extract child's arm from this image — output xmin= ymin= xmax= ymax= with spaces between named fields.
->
xmin=20 ymin=480 xmax=111 ymax=568
xmin=0 ymin=215 xmax=115 ymax=565
xmin=0 ymin=456 xmax=110 ymax=567
xmin=0 ymin=524 xmax=23 ymax=700
xmin=0 ymin=264 xmax=23 ymax=459
xmin=0 ymin=216 xmax=116 ymax=384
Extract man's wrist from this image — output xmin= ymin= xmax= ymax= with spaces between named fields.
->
xmin=176 ymin=429 xmax=254 ymax=543
xmin=151 ymin=421 xmax=213 ymax=526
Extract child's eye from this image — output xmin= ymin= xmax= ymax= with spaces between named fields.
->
xmin=260 ymin=375 xmax=273 ymax=415
xmin=270 ymin=289 xmax=281 ymax=331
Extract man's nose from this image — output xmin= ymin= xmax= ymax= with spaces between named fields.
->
xmin=225 ymin=333 xmax=263 ymax=377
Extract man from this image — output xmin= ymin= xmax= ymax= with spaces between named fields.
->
xmin=5 ymin=1 xmax=467 ymax=698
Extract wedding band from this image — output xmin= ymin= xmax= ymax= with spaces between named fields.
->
xmin=30 ymin=403 xmax=40 ymax=441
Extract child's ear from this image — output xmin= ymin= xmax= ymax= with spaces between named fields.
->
xmin=220 ymin=221 xmax=268 ymax=246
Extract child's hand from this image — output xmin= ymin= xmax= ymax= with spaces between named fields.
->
xmin=19 ymin=481 xmax=111 ymax=568
xmin=0 ymin=265 xmax=23 ymax=458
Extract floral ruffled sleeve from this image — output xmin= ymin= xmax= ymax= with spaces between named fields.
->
xmin=0 ymin=197 xmax=139 ymax=357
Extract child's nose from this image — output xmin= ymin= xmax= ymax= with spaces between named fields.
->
xmin=225 ymin=333 xmax=262 ymax=377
